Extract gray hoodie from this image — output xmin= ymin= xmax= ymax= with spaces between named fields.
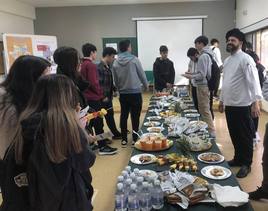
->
xmin=263 ymin=77 xmax=268 ymax=101
xmin=192 ymin=46 xmax=214 ymax=86
xmin=112 ymin=52 xmax=148 ymax=94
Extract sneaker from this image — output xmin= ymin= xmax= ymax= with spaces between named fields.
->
xmin=121 ymin=140 xmax=128 ymax=147
xmin=104 ymin=138 xmax=113 ymax=145
xmin=89 ymin=143 xmax=99 ymax=151
xmin=98 ymin=145 xmax=118 ymax=155
xmin=249 ymin=187 xmax=268 ymax=200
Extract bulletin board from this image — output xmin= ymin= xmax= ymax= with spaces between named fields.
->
xmin=2 ymin=33 xmax=58 ymax=74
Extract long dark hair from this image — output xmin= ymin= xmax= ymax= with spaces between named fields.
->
xmin=0 ymin=55 xmax=50 ymax=114
xmin=14 ymin=74 xmax=89 ymax=164
xmin=53 ymin=46 xmax=89 ymax=91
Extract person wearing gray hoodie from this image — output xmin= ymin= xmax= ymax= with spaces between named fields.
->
xmin=182 ymin=36 xmax=216 ymax=137
xmin=112 ymin=40 xmax=148 ymax=146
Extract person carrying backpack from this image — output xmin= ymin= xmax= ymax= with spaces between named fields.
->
xmin=244 ymin=41 xmax=266 ymax=147
xmin=1 ymin=74 xmax=96 ymax=211
xmin=182 ymin=36 xmax=216 ymax=137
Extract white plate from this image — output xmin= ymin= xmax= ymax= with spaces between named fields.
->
xmin=198 ymin=152 xmax=225 ymax=164
xmin=185 ymin=113 xmax=200 ymax=118
xmin=147 ymin=116 xmax=162 ymax=121
xmin=201 ymin=166 xmax=231 ymax=180
xmin=139 ymin=169 xmax=158 ymax=180
xmin=144 ymin=121 xmax=161 ymax=127
xmin=130 ymin=154 xmax=156 ymax=165
xmin=147 ymin=127 xmax=164 ymax=133
xmin=184 ymin=109 xmax=198 ymax=113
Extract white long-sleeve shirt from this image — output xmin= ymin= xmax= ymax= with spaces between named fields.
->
xmin=188 ymin=60 xmax=197 ymax=87
xmin=210 ymin=46 xmax=223 ymax=67
xmin=220 ymin=49 xmax=263 ymax=106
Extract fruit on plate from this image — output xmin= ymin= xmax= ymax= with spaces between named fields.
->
xmin=210 ymin=168 xmax=224 ymax=177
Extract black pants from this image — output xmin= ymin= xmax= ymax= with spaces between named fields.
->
xmin=225 ymin=106 xmax=255 ymax=166
xmin=262 ymin=123 xmax=268 ymax=191
xmin=101 ymin=100 xmax=121 ymax=136
xmin=191 ymin=86 xmax=199 ymax=112
xmin=209 ymin=91 xmax=214 ymax=120
xmin=87 ymin=100 xmax=106 ymax=148
xmin=119 ymin=93 xmax=142 ymax=142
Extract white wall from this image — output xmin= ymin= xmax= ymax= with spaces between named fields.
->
xmin=0 ymin=0 xmax=36 ymax=40
xmin=236 ymin=0 xmax=268 ymax=29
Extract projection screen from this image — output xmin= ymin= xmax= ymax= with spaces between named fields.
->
xmin=136 ymin=17 xmax=203 ymax=85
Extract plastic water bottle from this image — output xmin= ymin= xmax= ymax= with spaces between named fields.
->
xmin=124 ymin=178 xmax=133 ymax=196
xmin=152 ymin=180 xmax=164 ymax=210
xmin=121 ymin=170 xmax=129 ymax=181
xmin=117 ymin=176 xmax=124 ymax=184
xmin=128 ymin=184 xmax=140 ymax=211
xmin=115 ymin=183 xmax=127 ymax=211
xmin=125 ymin=166 xmax=132 ymax=175
xmin=136 ymin=177 xmax=144 ymax=192
xmin=140 ymin=182 xmax=152 ymax=211
xmin=130 ymin=172 xmax=137 ymax=184
xmin=133 ymin=168 xmax=140 ymax=177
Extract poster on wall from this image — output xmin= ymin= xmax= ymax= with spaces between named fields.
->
xmin=3 ymin=34 xmax=58 ymax=74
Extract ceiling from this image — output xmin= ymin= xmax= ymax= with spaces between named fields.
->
xmin=17 ymin=0 xmax=223 ymax=7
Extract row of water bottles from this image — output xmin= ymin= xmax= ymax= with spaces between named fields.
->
xmin=115 ymin=166 xmax=164 ymax=211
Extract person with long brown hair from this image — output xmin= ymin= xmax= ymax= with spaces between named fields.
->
xmin=0 ymin=55 xmax=51 ymax=159
xmin=0 ymin=74 xmax=96 ymax=211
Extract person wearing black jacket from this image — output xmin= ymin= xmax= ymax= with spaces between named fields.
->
xmin=0 ymin=74 xmax=96 ymax=211
xmin=153 ymin=45 xmax=175 ymax=91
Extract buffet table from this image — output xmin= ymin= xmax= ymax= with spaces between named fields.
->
xmin=128 ymin=95 xmax=254 ymax=211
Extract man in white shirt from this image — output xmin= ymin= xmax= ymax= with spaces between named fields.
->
xmin=249 ymin=78 xmax=268 ymax=200
xmin=219 ymin=28 xmax=263 ymax=178
xmin=183 ymin=36 xmax=216 ymax=137
xmin=210 ymin=38 xmax=223 ymax=98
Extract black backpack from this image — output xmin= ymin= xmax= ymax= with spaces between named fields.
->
xmin=204 ymin=52 xmax=221 ymax=91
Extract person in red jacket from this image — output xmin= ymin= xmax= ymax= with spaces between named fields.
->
xmin=81 ymin=43 xmax=117 ymax=155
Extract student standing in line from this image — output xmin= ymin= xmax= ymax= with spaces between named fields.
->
xmin=0 ymin=55 xmax=51 ymax=159
xmin=153 ymin=45 xmax=175 ymax=92
xmin=182 ymin=36 xmax=216 ymax=137
xmin=187 ymin=47 xmax=199 ymax=111
xmin=219 ymin=28 xmax=262 ymax=178
xmin=98 ymin=47 xmax=122 ymax=140
xmin=249 ymin=78 xmax=268 ymax=199
xmin=112 ymin=40 xmax=148 ymax=146
xmin=1 ymin=74 xmax=96 ymax=211
xmin=244 ymin=41 xmax=266 ymax=148
xmin=210 ymin=38 xmax=223 ymax=98
xmin=80 ymin=43 xmax=117 ymax=155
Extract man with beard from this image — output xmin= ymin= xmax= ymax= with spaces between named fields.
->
xmin=153 ymin=45 xmax=175 ymax=91
xmin=219 ymin=28 xmax=263 ymax=178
